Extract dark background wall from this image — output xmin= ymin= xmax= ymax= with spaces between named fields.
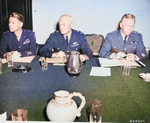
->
xmin=0 ymin=0 xmax=32 ymax=39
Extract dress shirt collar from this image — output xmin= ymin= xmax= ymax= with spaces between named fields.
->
xmin=120 ymin=29 xmax=128 ymax=41
xmin=63 ymin=30 xmax=72 ymax=42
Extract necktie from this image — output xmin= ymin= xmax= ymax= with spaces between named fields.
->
xmin=124 ymin=36 xmax=127 ymax=46
xmin=124 ymin=36 xmax=127 ymax=54
xmin=65 ymin=36 xmax=68 ymax=45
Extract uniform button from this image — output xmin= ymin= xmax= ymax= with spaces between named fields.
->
xmin=19 ymin=46 xmax=20 ymax=48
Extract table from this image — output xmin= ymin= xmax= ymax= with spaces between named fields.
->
xmin=0 ymin=56 xmax=150 ymax=123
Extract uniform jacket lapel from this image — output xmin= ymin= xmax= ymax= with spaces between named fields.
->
xmin=116 ymin=30 xmax=124 ymax=47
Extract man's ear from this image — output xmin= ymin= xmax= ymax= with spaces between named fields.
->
xmin=20 ymin=22 xmax=23 ymax=27
xmin=120 ymin=22 xmax=122 ymax=29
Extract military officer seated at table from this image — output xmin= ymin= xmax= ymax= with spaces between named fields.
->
xmin=99 ymin=13 xmax=147 ymax=61
xmin=40 ymin=14 xmax=93 ymax=62
xmin=0 ymin=12 xmax=36 ymax=59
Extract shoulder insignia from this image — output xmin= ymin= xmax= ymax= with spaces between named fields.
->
xmin=133 ymin=31 xmax=141 ymax=35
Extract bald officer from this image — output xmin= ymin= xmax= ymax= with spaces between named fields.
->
xmin=40 ymin=14 xmax=92 ymax=61
xmin=99 ymin=13 xmax=147 ymax=61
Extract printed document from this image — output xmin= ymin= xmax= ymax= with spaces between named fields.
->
xmin=90 ymin=67 xmax=111 ymax=76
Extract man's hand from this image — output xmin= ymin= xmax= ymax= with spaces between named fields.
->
xmin=139 ymin=73 xmax=150 ymax=82
xmin=110 ymin=51 xmax=126 ymax=59
xmin=126 ymin=53 xmax=135 ymax=61
xmin=79 ymin=54 xmax=89 ymax=62
xmin=12 ymin=51 xmax=21 ymax=60
xmin=52 ymin=51 xmax=66 ymax=58
xmin=3 ymin=51 xmax=21 ymax=60
xmin=3 ymin=53 xmax=9 ymax=58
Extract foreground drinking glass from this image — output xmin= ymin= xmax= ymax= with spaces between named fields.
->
xmin=11 ymin=109 xmax=27 ymax=121
xmin=6 ymin=52 xmax=13 ymax=67
xmin=122 ymin=65 xmax=131 ymax=76
xmin=41 ymin=60 xmax=48 ymax=70
xmin=90 ymin=99 xmax=103 ymax=123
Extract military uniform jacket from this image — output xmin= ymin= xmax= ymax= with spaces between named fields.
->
xmin=0 ymin=29 xmax=36 ymax=57
xmin=99 ymin=29 xmax=147 ymax=60
xmin=40 ymin=29 xmax=93 ymax=58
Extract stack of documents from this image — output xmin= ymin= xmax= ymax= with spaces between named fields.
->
xmin=98 ymin=58 xmax=143 ymax=67
xmin=98 ymin=58 xmax=122 ymax=67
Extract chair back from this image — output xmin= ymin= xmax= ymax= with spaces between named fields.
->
xmin=36 ymin=43 xmax=44 ymax=56
xmin=85 ymin=34 xmax=104 ymax=56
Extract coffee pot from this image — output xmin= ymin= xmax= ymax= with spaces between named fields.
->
xmin=46 ymin=90 xmax=86 ymax=122
xmin=67 ymin=51 xmax=82 ymax=76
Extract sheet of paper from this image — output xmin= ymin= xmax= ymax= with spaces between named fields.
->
xmin=13 ymin=55 xmax=35 ymax=63
xmin=45 ymin=57 xmax=67 ymax=63
xmin=119 ymin=59 xmax=141 ymax=67
xmin=90 ymin=67 xmax=111 ymax=76
xmin=2 ymin=56 xmax=35 ymax=63
xmin=98 ymin=58 xmax=122 ymax=67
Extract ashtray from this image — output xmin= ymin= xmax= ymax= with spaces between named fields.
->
xmin=12 ymin=65 xmax=31 ymax=73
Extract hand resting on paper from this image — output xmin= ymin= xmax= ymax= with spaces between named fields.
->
xmin=12 ymin=51 xmax=21 ymax=61
xmin=126 ymin=53 xmax=135 ymax=61
xmin=110 ymin=52 xmax=139 ymax=61
xmin=126 ymin=53 xmax=140 ymax=61
xmin=110 ymin=51 xmax=126 ymax=59
xmin=4 ymin=51 xmax=21 ymax=61
xmin=52 ymin=51 xmax=66 ymax=58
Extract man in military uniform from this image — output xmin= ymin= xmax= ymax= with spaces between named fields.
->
xmin=99 ymin=13 xmax=147 ymax=61
xmin=40 ymin=14 xmax=92 ymax=61
xmin=0 ymin=12 xmax=36 ymax=58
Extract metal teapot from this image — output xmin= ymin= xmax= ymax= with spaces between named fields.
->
xmin=46 ymin=90 xmax=86 ymax=122
xmin=67 ymin=51 xmax=82 ymax=76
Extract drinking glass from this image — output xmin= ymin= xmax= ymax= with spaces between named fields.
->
xmin=11 ymin=109 xmax=27 ymax=121
xmin=122 ymin=65 xmax=131 ymax=76
xmin=6 ymin=52 xmax=13 ymax=67
xmin=90 ymin=99 xmax=103 ymax=123
xmin=41 ymin=60 xmax=48 ymax=70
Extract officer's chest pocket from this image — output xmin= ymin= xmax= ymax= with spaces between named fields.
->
xmin=70 ymin=44 xmax=80 ymax=51
xmin=23 ymin=39 xmax=30 ymax=49
xmin=128 ymin=41 xmax=138 ymax=53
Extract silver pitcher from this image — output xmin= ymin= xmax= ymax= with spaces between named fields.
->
xmin=67 ymin=51 xmax=82 ymax=76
